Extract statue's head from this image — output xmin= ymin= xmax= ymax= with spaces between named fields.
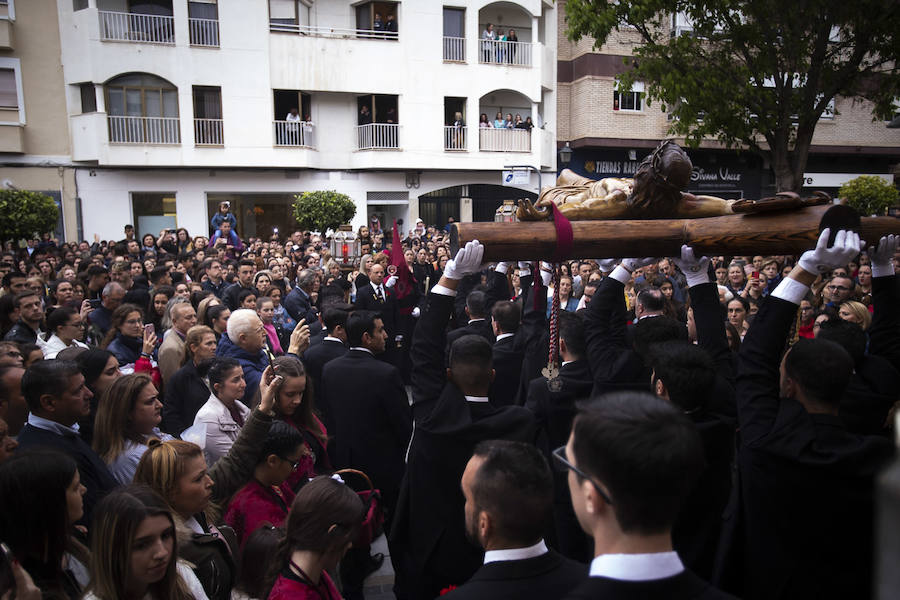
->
xmin=628 ymin=140 xmax=691 ymax=217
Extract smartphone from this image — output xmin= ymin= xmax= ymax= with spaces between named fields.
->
xmin=752 ymin=271 xmax=760 ymax=279
xmin=89 ymin=298 xmax=101 ymax=309
xmin=144 ymin=323 xmax=155 ymax=337
xmin=0 ymin=542 xmax=14 ymax=595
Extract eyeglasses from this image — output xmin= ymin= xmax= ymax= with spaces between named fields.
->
xmin=279 ymin=456 xmax=300 ymax=471
xmin=826 ymin=285 xmax=850 ymax=293
xmin=552 ymin=445 xmax=614 ymax=506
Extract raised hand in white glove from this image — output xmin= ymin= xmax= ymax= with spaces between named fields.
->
xmin=869 ymin=234 xmax=899 ymax=278
xmin=797 ymin=228 xmax=863 ymax=275
xmin=597 ymin=259 xmax=618 ymax=273
xmin=672 ymin=245 xmax=710 ymax=287
xmin=384 ymin=275 xmax=398 ymax=288
xmin=495 ymin=261 xmax=513 ymax=275
xmin=538 ymin=262 xmax=553 ymax=287
xmin=442 ymin=240 xmax=484 ymax=280
xmin=412 ymin=306 xmax=421 ymax=318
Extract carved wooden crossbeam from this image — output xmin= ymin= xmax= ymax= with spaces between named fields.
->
xmin=450 ymin=205 xmax=900 ymax=262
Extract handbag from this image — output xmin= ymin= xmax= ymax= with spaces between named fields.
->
xmin=334 ymin=468 xmax=384 ymax=547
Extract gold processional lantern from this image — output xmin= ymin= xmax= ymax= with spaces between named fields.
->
xmin=494 ymin=199 xmax=518 ymax=223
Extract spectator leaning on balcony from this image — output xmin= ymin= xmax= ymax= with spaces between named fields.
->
xmin=359 ymin=105 xmax=372 ymax=125
xmin=482 ymin=23 xmax=495 ymax=62
xmin=507 ymin=28 xmax=518 ymax=63
xmin=479 ymin=113 xmax=491 ymax=128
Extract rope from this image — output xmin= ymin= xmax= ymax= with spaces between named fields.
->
xmin=548 ymin=265 xmax=561 ymax=375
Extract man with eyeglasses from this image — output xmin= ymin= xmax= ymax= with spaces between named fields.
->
xmin=557 ymin=392 xmax=732 ymax=600
xmin=822 ymin=274 xmax=854 ymax=307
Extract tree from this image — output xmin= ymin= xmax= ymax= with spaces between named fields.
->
xmin=0 ymin=190 xmax=59 ymax=243
xmin=292 ymin=190 xmax=356 ymax=234
xmin=839 ymin=175 xmax=899 ymax=216
xmin=565 ymin=0 xmax=900 ymax=192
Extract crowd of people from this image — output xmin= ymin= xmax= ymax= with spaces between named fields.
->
xmin=0 ymin=207 xmax=898 ymax=600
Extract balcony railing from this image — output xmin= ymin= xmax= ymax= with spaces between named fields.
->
xmin=479 ymin=128 xmax=530 ymax=152
xmin=108 ymin=115 xmax=181 ymax=144
xmin=194 ymin=118 xmax=223 ymax=146
xmin=99 ymin=10 xmax=175 ymax=45
xmin=269 ymin=22 xmax=398 ymax=40
xmin=273 ymin=120 xmax=316 ymax=148
xmin=356 ymin=123 xmax=399 ymax=150
xmin=444 ymin=126 xmax=467 ymax=151
xmin=478 ymin=39 xmax=532 ymax=67
xmin=443 ymin=36 xmax=465 ymax=62
xmin=189 ymin=17 xmax=220 ymax=47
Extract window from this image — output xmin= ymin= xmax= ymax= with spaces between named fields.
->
xmin=105 ymin=73 xmax=178 ymax=118
xmin=443 ymin=7 xmax=465 ymax=61
xmin=355 ymin=1 xmax=398 ymax=38
xmin=269 ymin=0 xmax=310 ymax=28
xmin=132 ymin=193 xmax=177 ymax=238
xmin=73 ymin=0 xmax=88 ymax=10
xmin=614 ymin=82 xmax=644 ymax=112
xmin=0 ymin=0 xmax=13 ymax=21
xmin=0 ymin=58 xmax=23 ymax=123
xmin=79 ymin=83 xmax=97 ymax=113
xmin=192 ymin=86 xmax=222 ymax=119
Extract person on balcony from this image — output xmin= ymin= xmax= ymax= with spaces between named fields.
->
xmin=479 ymin=113 xmax=492 ymax=128
xmin=505 ymin=113 xmax=515 ymax=129
xmin=522 ymin=116 xmax=535 ymax=131
xmin=359 ymin=105 xmax=372 ymax=125
xmin=513 ymin=114 xmax=525 ymax=128
xmin=385 ymin=13 xmax=397 ymax=37
xmin=373 ymin=12 xmax=384 ymax=33
xmin=482 ymin=23 xmax=495 ymax=62
xmin=493 ymin=111 xmax=505 ymax=129
xmin=284 ymin=107 xmax=301 ymax=145
xmin=508 ymin=28 xmax=519 ymax=63
xmin=496 ymin=30 xmax=508 ymax=63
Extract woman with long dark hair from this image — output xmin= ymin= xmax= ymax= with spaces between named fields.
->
xmin=0 ymin=449 xmax=91 ymax=598
xmin=84 ymin=486 xmax=206 ymax=600
xmin=193 ymin=357 xmax=251 ymax=466
xmin=102 ymin=303 xmax=161 ymax=388
xmin=75 ymin=348 xmax=122 ymax=445
xmin=266 ymin=476 xmax=364 ymax=598
xmin=162 ymin=325 xmax=218 ymax=436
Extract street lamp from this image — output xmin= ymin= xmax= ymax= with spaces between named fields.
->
xmin=558 ymin=142 xmax=572 ymax=167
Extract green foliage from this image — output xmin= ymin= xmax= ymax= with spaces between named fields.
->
xmin=292 ymin=190 xmax=356 ymax=234
xmin=564 ymin=0 xmax=900 ymax=191
xmin=0 ymin=189 xmax=59 ymax=243
xmin=838 ymin=176 xmax=899 ymax=216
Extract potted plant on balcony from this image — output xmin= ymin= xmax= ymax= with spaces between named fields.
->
xmin=292 ymin=190 xmax=357 ymax=235
xmin=0 ymin=190 xmax=59 ymax=244
xmin=839 ymin=175 xmax=899 ymax=217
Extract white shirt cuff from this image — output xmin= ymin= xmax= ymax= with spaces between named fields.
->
xmin=610 ymin=265 xmax=631 ymax=285
xmin=432 ymin=284 xmax=457 ymax=297
xmin=872 ymin=264 xmax=895 ymax=279
xmin=771 ymin=277 xmax=809 ymax=305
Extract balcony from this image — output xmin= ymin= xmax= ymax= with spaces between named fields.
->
xmin=194 ymin=119 xmax=223 ymax=146
xmin=108 ymin=116 xmax=180 ymax=145
xmin=443 ymin=36 xmax=465 ymax=62
xmin=443 ymin=126 xmax=467 ymax=151
xmin=479 ymin=128 xmax=530 ymax=152
xmin=478 ymin=39 xmax=532 ymax=67
xmin=270 ymin=23 xmax=398 ymax=41
xmin=189 ymin=17 xmax=219 ymax=47
xmin=99 ymin=11 xmax=175 ymax=45
xmin=273 ymin=120 xmax=315 ymax=149
xmin=356 ymin=123 xmax=399 ymax=150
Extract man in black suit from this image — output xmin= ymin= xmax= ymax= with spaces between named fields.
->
xmin=15 ymin=360 xmax=119 ymax=526
xmin=489 ymin=300 xmax=523 ymax=406
xmin=560 ymin=392 xmax=735 ymax=600
xmin=525 ymin=310 xmax=594 ymax=562
xmin=443 ymin=440 xmax=586 ymax=600
xmin=714 ymin=230 xmax=895 ymax=600
xmin=391 ymin=241 xmax=536 ymax=600
xmin=354 ymin=262 xmax=398 ymax=365
xmin=446 ymin=290 xmax=493 ymax=352
xmin=302 ymin=305 xmax=350 ymax=428
xmin=320 ymin=308 xmax=411 ymax=598
xmin=283 ymin=269 xmax=321 ymax=336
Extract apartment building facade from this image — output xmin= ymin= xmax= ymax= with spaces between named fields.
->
xmin=556 ymin=0 xmax=900 ymax=201
xmin=33 ymin=0 xmax=557 ymax=241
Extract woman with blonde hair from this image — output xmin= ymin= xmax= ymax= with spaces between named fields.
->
xmin=134 ymin=366 xmax=281 ymax=600
xmin=838 ymin=300 xmax=872 ymax=331
xmin=196 ymin=295 xmax=221 ymax=330
xmin=93 ymin=373 xmax=174 ymax=485
xmin=85 ymin=486 xmax=206 ymax=600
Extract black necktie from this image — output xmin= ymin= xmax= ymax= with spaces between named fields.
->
xmin=376 ymin=286 xmax=384 ymax=302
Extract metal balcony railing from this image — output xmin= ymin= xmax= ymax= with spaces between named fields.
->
xmin=479 ymin=128 xmax=530 ymax=152
xmin=99 ymin=10 xmax=175 ymax=45
xmin=194 ymin=118 xmax=224 ymax=146
xmin=273 ymin=120 xmax=316 ymax=148
xmin=189 ymin=17 xmax=220 ymax=47
xmin=443 ymin=36 xmax=465 ymax=62
xmin=356 ymin=123 xmax=399 ymax=150
xmin=478 ymin=39 xmax=532 ymax=67
xmin=108 ymin=116 xmax=181 ymax=144
xmin=444 ymin=125 xmax=467 ymax=151
xmin=269 ymin=22 xmax=398 ymax=40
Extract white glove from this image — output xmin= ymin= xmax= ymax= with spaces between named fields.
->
xmin=412 ymin=306 xmax=421 ymax=318
xmin=443 ymin=240 xmax=484 ymax=280
xmin=539 ymin=261 xmax=553 ymax=287
xmin=621 ymin=257 xmax=657 ymax=273
xmin=798 ymin=229 xmax=862 ymax=275
xmin=597 ymin=259 xmax=618 ymax=273
xmin=869 ymin=234 xmax=898 ymax=278
xmin=495 ymin=261 xmax=513 ymax=275
xmin=672 ymin=245 xmax=710 ymax=287
xmin=517 ymin=261 xmax=532 ymax=271
xmin=384 ymin=275 xmax=398 ymax=288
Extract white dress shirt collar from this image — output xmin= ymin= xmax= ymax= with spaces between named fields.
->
xmin=495 ymin=332 xmax=514 ymax=342
xmin=468 ymin=318 xmax=486 ymax=324
xmin=27 ymin=413 xmax=80 ymax=437
xmin=370 ymin=282 xmax=384 ymax=295
xmin=484 ymin=539 xmax=548 ymax=564
xmin=589 ymin=551 xmax=684 ymax=581
xmin=350 ymin=346 xmax=373 ymax=355
xmin=323 ymin=336 xmax=343 ymax=344
xmin=464 ymin=395 xmax=490 ymax=403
